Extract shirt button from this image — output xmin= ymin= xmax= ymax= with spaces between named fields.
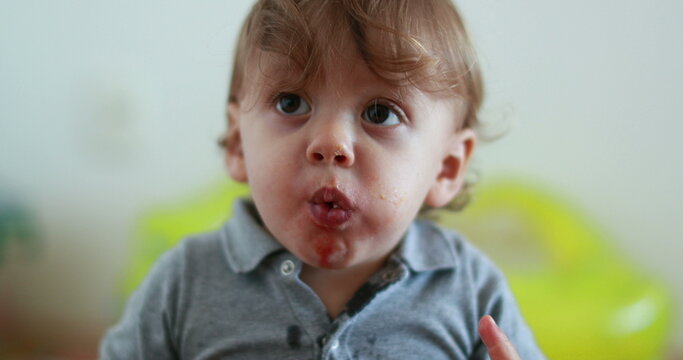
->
xmin=330 ymin=339 xmax=340 ymax=350
xmin=280 ymin=260 xmax=295 ymax=275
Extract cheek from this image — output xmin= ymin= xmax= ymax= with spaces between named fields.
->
xmin=363 ymin=158 xmax=431 ymax=224
xmin=243 ymin=133 xmax=294 ymax=190
xmin=243 ymin=144 xmax=294 ymax=222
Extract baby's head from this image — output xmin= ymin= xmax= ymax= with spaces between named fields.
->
xmin=222 ymin=0 xmax=482 ymax=270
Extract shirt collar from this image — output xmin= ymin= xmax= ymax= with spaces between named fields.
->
xmin=394 ymin=219 xmax=460 ymax=272
xmin=220 ymin=198 xmax=284 ymax=273
xmin=220 ymin=199 xmax=459 ymax=273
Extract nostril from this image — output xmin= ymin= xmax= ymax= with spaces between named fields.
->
xmin=313 ymin=153 xmax=324 ymax=161
xmin=334 ymin=155 xmax=346 ymax=163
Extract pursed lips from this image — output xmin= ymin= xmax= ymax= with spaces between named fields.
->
xmin=308 ymin=187 xmax=354 ymax=229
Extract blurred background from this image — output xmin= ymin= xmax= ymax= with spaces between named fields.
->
xmin=0 ymin=0 xmax=681 ymax=358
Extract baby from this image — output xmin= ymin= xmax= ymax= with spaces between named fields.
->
xmin=100 ymin=0 xmax=545 ymax=359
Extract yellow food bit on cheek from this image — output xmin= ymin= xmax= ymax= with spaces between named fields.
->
xmin=376 ymin=189 xmax=407 ymax=205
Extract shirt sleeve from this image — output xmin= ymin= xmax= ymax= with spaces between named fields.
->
xmin=464 ymin=245 xmax=546 ymax=360
xmin=99 ymin=249 xmax=181 ymax=360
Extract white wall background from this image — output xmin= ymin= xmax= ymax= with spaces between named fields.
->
xmin=1 ymin=0 xmax=681 ymax=354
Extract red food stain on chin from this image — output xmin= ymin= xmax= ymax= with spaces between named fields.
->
xmin=313 ymin=237 xmax=346 ymax=268
xmin=316 ymin=242 xmax=333 ymax=268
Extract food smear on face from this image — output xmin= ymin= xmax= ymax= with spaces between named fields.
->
xmin=376 ymin=187 xmax=407 ymax=206
xmin=313 ymin=236 xmax=348 ymax=268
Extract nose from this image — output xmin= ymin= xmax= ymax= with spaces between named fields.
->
xmin=306 ymin=121 xmax=355 ymax=167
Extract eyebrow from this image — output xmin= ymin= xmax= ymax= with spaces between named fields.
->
xmin=370 ymin=83 xmax=423 ymax=105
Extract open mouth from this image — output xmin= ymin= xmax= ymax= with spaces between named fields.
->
xmin=308 ymin=187 xmax=354 ymax=228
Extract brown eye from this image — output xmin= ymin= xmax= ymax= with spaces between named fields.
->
xmin=362 ymin=103 xmax=400 ymax=126
xmin=276 ymin=93 xmax=310 ymax=115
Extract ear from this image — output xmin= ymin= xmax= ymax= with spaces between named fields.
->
xmin=224 ymin=102 xmax=248 ymax=183
xmin=424 ymin=128 xmax=476 ymax=208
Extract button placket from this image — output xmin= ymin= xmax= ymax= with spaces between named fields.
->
xmin=271 ymin=255 xmax=332 ymax=357
xmin=320 ymin=313 xmax=352 ymax=358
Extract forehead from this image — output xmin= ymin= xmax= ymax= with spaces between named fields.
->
xmin=242 ymin=47 xmax=437 ymax=104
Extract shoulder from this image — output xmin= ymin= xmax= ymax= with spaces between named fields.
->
xmin=99 ymin=231 xmax=224 ymax=358
xmin=413 ymin=222 xmax=546 ymax=359
xmin=143 ymin=228 xmax=227 ymax=279
xmin=406 ymin=220 xmax=521 ymax=323
xmin=133 ymin=229 xmax=227 ymax=300
xmin=176 ymin=229 xmax=232 ymax=272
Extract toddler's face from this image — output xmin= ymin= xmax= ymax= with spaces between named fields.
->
xmin=227 ymin=46 xmax=474 ymax=270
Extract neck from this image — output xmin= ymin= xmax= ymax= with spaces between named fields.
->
xmin=300 ymin=258 xmax=386 ymax=319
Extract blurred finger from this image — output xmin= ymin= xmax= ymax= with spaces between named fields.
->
xmin=479 ymin=315 xmax=521 ymax=360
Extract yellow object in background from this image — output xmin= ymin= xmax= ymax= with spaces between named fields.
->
xmin=121 ymin=181 xmax=250 ymax=297
xmin=437 ymin=179 xmax=673 ymax=360
xmin=122 ymin=178 xmax=673 ymax=359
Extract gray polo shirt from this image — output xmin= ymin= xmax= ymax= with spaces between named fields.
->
xmin=100 ymin=199 xmax=545 ymax=359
